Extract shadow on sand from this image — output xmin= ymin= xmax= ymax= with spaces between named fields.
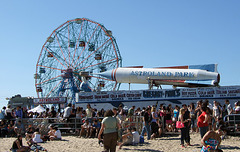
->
xmin=122 ymin=148 xmax=163 ymax=152
xmin=221 ymin=145 xmax=240 ymax=150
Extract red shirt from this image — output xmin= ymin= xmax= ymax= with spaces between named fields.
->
xmin=197 ymin=111 xmax=208 ymax=127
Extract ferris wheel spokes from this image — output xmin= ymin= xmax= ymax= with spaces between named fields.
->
xmin=35 ymin=74 xmax=63 ymax=86
xmin=71 ymin=21 xmax=84 ymax=67
xmin=73 ymin=38 xmax=112 ymax=69
xmin=46 ymin=80 xmax=63 ymax=98
xmin=55 ymin=32 xmax=69 ymax=67
xmin=76 ymin=58 xmax=118 ymax=71
xmin=37 ymin=64 xmax=62 ymax=72
xmin=44 ymin=46 xmax=67 ymax=69
xmin=71 ymin=24 xmax=101 ymax=68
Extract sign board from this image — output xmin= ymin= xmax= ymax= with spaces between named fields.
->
xmin=76 ymin=86 xmax=240 ymax=103
xmin=33 ymin=97 xmax=67 ymax=105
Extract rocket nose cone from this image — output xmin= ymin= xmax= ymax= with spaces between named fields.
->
xmin=97 ymin=70 xmax=113 ymax=80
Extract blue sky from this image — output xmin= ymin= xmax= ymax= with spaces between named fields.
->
xmin=0 ymin=0 xmax=240 ymax=108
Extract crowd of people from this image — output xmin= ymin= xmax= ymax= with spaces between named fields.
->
xmin=0 ymin=100 xmax=239 ymax=152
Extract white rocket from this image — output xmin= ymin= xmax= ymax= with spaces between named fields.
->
xmin=97 ymin=64 xmax=220 ymax=87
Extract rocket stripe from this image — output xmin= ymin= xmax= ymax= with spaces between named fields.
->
xmin=113 ymin=68 xmax=118 ymax=81
xmin=111 ymin=69 xmax=114 ymax=81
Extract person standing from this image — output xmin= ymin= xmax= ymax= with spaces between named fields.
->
xmin=179 ymin=108 xmax=191 ymax=148
xmin=197 ymin=106 xmax=209 ymax=138
xmin=15 ymin=106 xmax=23 ymax=119
xmin=128 ymin=106 xmax=135 ymax=117
xmin=212 ymin=101 xmax=222 ymax=130
xmin=63 ymin=103 xmax=72 ymax=122
xmin=50 ymin=106 xmax=57 ymax=118
xmin=0 ymin=107 xmax=6 ymax=120
xmin=5 ymin=105 xmax=14 ymax=119
xmin=86 ymin=104 xmax=93 ymax=122
xmin=98 ymin=110 xmax=120 ymax=152
xmin=225 ymin=100 xmax=233 ymax=115
xmin=150 ymin=106 xmax=160 ymax=139
xmin=189 ymin=103 xmax=196 ymax=132
xmin=182 ymin=104 xmax=192 ymax=146
xmin=141 ymin=107 xmax=151 ymax=140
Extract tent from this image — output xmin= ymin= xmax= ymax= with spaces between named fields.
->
xmin=28 ymin=105 xmax=46 ymax=113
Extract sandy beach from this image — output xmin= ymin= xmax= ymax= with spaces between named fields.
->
xmin=0 ymin=133 xmax=239 ymax=152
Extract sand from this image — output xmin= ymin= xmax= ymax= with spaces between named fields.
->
xmin=0 ymin=133 xmax=239 ymax=152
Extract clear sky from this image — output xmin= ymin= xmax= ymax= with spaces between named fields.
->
xmin=0 ymin=0 xmax=240 ymax=108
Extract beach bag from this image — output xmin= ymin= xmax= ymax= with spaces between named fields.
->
xmin=176 ymin=121 xmax=184 ymax=128
xmin=139 ymin=135 xmax=144 ymax=144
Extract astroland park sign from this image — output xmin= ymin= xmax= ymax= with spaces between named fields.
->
xmin=33 ymin=97 xmax=67 ymax=104
xmin=77 ymin=86 xmax=240 ymax=103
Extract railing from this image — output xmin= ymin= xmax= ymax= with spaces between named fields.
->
xmin=224 ymin=114 xmax=240 ymax=135
xmin=21 ymin=117 xmax=84 ymax=135
xmin=12 ymin=116 xmax=144 ymax=135
xmin=121 ymin=116 xmax=143 ymax=133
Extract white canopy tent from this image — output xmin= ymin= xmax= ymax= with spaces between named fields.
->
xmin=28 ymin=105 xmax=46 ymax=113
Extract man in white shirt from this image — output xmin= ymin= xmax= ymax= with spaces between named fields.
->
xmin=131 ymin=127 xmax=140 ymax=145
xmin=50 ymin=126 xmax=62 ymax=140
xmin=225 ymin=100 xmax=233 ymax=115
xmin=63 ymin=103 xmax=72 ymax=121
xmin=119 ymin=127 xmax=140 ymax=149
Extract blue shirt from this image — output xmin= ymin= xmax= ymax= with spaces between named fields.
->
xmin=15 ymin=109 xmax=23 ymax=118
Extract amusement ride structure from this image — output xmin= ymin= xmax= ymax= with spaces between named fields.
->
xmin=35 ymin=18 xmax=122 ymax=103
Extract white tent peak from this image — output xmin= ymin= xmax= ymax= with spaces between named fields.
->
xmin=28 ymin=105 xmax=46 ymax=113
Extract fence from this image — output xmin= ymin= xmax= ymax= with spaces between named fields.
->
xmin=13 ymin=116 xmax=144 ymax=135
xmin=223 ymin=114 xmax=240 ymax=135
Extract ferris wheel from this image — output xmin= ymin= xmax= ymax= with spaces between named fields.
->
xmin=35 ymin=18 xmax=122 ymax=102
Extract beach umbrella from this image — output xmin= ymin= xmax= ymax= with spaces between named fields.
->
xmin=28 ymin=105 xmax=46 ymax=113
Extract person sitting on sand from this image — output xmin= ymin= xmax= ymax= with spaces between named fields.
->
xmin=32 ymin=128 xmax=44 ymax=143
xmin=50 ymin=126 xmax=61 ymax=140
xmin=131 ymin=127 xmax=140 ymax=145
xmin=48 ymin=125 xmax=55 ymax=136
xmin=200 ymin=125 xmax=226 ymax=152
xmin=25 ymin=126 xmax=34 ymax=141
xmin=118 ymin=127 xmax=133 ymax=149
xmin=11 ymin=134 xmax=29 ymax=152
xmin=27 ymin=138 xmax=48 ymax=152
xmin=119 ymin=127 xmax=140 ymax=149
xmin=89 ymin=119 xmax=101 ymax=138
xmin=79 ymin=119 xmax=91 ymax=138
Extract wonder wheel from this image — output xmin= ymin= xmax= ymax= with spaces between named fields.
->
xmin=35 ymin=18 xmax=122 ymax=103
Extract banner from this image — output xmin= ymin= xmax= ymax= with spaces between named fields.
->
xmin=33 ymin=97 xmax=67 ymax=104
xmin=76 ymin=86 xmax=240 ymax=103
